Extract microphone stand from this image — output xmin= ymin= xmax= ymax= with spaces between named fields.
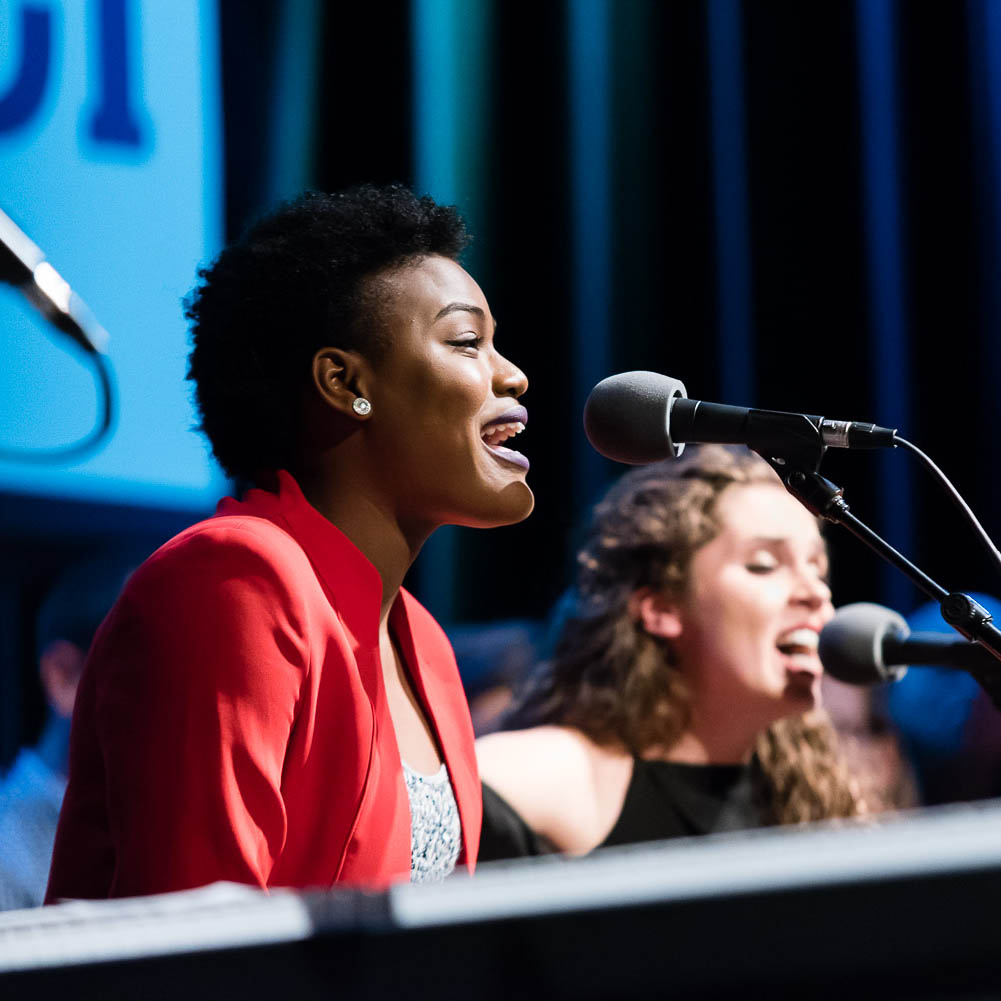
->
xmin=758 ymin=450 xmax=1001 ymax=710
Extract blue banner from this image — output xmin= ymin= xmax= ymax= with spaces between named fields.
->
xmin=0 ymin=0 xmax=226 ymax=510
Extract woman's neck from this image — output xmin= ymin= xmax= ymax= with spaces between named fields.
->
xmin=649 ymin=686 xmax=777 ymax=765
xmin=293 ymin=467 xmax=431 ymax=623
xmin=647 ymin=705 xmax=763 ymax=765
xmin=656 ymin=730 xmax=754 ymax=766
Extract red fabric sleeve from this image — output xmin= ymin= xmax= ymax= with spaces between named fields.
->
xmin=92 ymin=525 xmax=311 ymax=896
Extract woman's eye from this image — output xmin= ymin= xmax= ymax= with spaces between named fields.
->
xmin=448 ymin=335 xmax=482 ymax=351
xmin=746 ymin=559 xmax=778 ymax=574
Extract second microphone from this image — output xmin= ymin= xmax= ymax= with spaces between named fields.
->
xmin=583 ymin=370 xmax=897 ymax=465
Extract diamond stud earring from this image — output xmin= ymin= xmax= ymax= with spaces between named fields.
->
xmin=352 ymin=397 xmax=372 ymax=416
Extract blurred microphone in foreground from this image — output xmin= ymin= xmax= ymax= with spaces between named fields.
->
xmin=0 ymin=207 xmax=109 ymax=356
xmin=819 ymin=601 xmax=1001 ymax=810
xmin=821 ymin=598 xmax=1001 ymax=807
xmin=818 ymin=602 xmax=1001 ymax=686
xmin=0 ymin=207 xmax=116 ymax=461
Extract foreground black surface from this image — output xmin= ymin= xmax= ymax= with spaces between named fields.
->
xmin=4 ymin=802 xmax=1001 ymax=1000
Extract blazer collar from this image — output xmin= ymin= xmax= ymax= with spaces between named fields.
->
xmin=219 ymin=470 xmax=385 ymax=648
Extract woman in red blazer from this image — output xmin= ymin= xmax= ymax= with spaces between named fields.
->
xmin=46 ymin=185 xmax=534 ymax=899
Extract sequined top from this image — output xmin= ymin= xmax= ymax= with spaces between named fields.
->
xmin=402 ymin=761 xmax=462 ymax=884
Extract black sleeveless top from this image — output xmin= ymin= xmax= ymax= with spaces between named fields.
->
xmin=479 ymin=781 xmax=553 ymax=861
xmin=598 ymin=758 xmax=765 ymax=848
xmin=479 ymin=758 xmax=766 ymax=862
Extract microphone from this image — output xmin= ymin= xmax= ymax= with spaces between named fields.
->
xmin=0 ymin=207 xmax=109 ymax=355
xmin=817 ymin=602 xmax=1000 ymax=686
xmin=583 ymin=371 xmax=897 ymax=465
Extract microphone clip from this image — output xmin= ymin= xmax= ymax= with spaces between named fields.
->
xmin=755 ymin=450 xmax=848 ymax=521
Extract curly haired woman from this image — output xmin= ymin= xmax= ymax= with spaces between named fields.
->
xmin=477 ymin=445 xmax=863 ymax=858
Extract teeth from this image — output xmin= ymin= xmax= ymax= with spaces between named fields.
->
xmin=776 ymin=628 xmax=819 ymax=653
xmin=482 ymin=421 xmax=525 ymax=447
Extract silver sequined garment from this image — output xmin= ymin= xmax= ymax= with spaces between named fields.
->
xmin=402 ymin=760 xmax=462 ymax=884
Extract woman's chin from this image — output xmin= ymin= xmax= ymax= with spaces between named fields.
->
xmin=454 ymin=481 xmax=535 ymax=529
xmin=782 ymin=672 xmax=821 ymax=710
xmin=502 ymin=481 xmax=535 ymax=522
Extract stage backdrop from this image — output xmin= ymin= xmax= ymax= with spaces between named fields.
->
xmin=0 ymin=0 xmax=226 ymax=512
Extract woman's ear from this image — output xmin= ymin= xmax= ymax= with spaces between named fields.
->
xmin=311 ymin=347 xmax=373 ymax=420
xmin=629 ymin=587 xmax=683 ymax=639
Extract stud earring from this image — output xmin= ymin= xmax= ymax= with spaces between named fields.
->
xmin=352 ymin=397 xmax=372 ymax=416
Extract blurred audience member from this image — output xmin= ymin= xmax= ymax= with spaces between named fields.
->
xmin=0 ymin=554 xmax=135 ymax=910
xmin=886 ymin=594 xmax=1001 ymax=806
xmin=821 ymin=676 xmax=919 ymax=812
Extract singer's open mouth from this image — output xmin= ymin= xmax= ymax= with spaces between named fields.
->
xmin=481 ymin=421 xmax=525 ymax=449
xmin=775 ymin=628 xmax=819 ymax=658
xmin=480 ymin=407 xmax=530 ymax=470
xmin=481 ymin=433 xmax=530 ymax=471
xmin=775 ymin=628 xmax=822 ymax=674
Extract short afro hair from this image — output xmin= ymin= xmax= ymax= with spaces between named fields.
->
xmin=185 ymin=184 xmax=470 ymax=483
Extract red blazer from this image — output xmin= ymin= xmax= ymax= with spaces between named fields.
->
xmin=46 ymin=472 xmax=481 ymax=900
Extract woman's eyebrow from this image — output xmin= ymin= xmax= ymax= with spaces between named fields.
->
xmin=434 ymin=302 xmax=485 ymax=321
xmin=745 ymin=535 xmax=826 ymax=555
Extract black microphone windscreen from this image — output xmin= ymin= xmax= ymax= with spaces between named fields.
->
xmin=818 ymin=602 xmax=910 ymax=685
xmin=583 ymin=371 xmax=688 ymax=465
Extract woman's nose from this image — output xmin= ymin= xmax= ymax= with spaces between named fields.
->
xmin=795 ymin=569 xmax=832 ymax=610
xmin=493 ymin=351 xmax=529 ymax=398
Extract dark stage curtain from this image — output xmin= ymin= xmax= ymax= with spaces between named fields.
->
xmin=220 ymin=0 xmax=1001 ymax=627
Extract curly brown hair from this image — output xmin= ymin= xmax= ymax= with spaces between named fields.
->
xmin=508 ymin=445 xmax=863 ymax=824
